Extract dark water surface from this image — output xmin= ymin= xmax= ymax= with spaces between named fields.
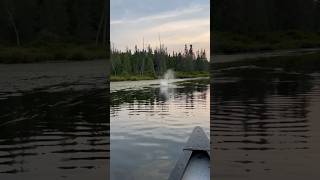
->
xmin=211 ymin=56 xmax=320 ymax=179
xmin=110 ymin=78 xmax=210 ymax=180
xmin=0 ymin=60 xmax=108 ymax=180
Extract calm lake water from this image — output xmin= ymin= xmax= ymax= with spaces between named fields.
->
xmin=211 ymin=55 xmax=320 ymax=179
xmin=110 ymin=78 xmax=210 ymax=180
xmin=0 ymin=60 xmax=108 ymax=180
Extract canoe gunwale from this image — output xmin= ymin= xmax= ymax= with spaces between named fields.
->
xmin=168 ymin=126 xmax=210 ymax=180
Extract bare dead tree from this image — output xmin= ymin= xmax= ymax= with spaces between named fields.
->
xmin=6 ymin=2 xmax=20 ymax=46
xmin=96 ymin=0 xmax=107 ymax=47
xmin=96 ymin=10 xmax=104 ymax=46
xmin=95 ymin=4 xmax=104 ymax=46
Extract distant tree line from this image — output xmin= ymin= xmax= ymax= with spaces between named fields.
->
xmin=0 ymin=0 xmax=108 ymax=46
xmin=212 ymin=0 xmax=320 ymax=53
xmin=212 ymin=0 xmax=320 ymax=33
xmin=111 ymin=44 xmax=209 ymax=77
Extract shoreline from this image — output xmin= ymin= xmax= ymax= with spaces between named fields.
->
xmin=1 ymin=47 xmax=319 ymax=64
xmin=110 ymin=71 xmax=209 ymax=82
xmin=213 ymin=31 xmax=320 ymax=54
xmin=212 ymin=47 xmax=320 ymax=63
xmin=110 ymin=77 xmax=209 ymax=92
xmin=212 ymin=52 xmax=320 ymax=73
xmin=0 ymin=44 xmax=106 ymax=64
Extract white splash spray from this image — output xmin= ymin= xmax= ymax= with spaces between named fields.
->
xmin=160 ymin=69 xmax=175 ymax=99
xmin=160 ymin=69 xmax=175 ymax=87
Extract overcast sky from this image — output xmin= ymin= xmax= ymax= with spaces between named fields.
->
xmin=111 ymin=0 xmax=210 ymax=58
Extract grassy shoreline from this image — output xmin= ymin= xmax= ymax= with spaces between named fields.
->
xmin=110 ymin=71 xmax=209 ymax=81
xmin=214 ymin=31 xmax=320 ymax=54
xmin=213 ymin=52 xmax=320 ymax=73
xmin=0 ymin=43 xmax=106 ymax=63
xmin=2 ymin=31 xmax=320 ymax=62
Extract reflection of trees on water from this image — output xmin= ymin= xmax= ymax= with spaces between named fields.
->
xmin=110 ymin=80 xmax=209 ymax=115
xmin=0 ymin=89 xmax=108 ymax=136
xmin=211 ymin=67 xmax=314 ymax=151
xmin=0 ymin=88 xmax=109 ymax=174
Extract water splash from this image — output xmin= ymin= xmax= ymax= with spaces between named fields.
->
xmin=160 ymin=69 xmax=175 ymax=100
xmin=160 ymin=69 xmax=175 ymax=87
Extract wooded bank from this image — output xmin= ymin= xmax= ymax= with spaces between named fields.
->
xmin=111 ymin=44 xmax=209 ymax=79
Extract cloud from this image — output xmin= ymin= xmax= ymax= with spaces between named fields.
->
xmin=111 ymin=0 xmax=209 ymax=19
xmin=146 ymin=18 xmax=209 ymax=34
xmin=111 ymin=4 xmax=208 ymax=25
xmin=110 ymin=0 xmax=210 ymax=58
xmin=164 ymin=31 xmax=210 ymax=45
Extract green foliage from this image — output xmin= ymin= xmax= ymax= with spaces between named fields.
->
xmin=110 ymin=71 xmax=209 ymax=81
xmin=0 ymin=0 xmax=107 ymax=63
xmin=175 ymin=71 xmax=209 ymax=78
xmin=0 ymin=0 xmax=107 ymax=46
xmin=214 ymin=31 xmax=320 ymax=54
xmin=0 ymin=43 xmax=106 ymax=63
xmin=110 ymin=44 xmax=209 ymax=78
xmin=110 ymin=75 xmax=155 ymax=81
xmin=213 ymin=0 xmax=320 ymax=53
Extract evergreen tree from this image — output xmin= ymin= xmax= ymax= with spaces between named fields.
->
xmin=110 ymin=44 xmax=209 ymax=77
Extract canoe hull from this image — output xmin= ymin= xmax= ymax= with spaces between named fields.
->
xmin=168 ymin=126 xmax=210 ymax=180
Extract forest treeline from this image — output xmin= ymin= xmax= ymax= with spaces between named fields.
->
xmin=213 ymin=0 xmax=320 ymax=33
xmin=0 ymin=0 xmax=108 ymax=62
xmin=111 ymin=44 xmax=209 ymax=80
xmin=212 ymin=0 xmax=320 ymax=53
xmin=0 ymin=0 xmax=107 ymax=46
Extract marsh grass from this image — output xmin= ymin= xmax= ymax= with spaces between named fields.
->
xmin=110 ymin=71 xmax=209 ymax=81
xmin=213 ymin=52 xmax=320 ymax=73
xmin=110 ymin=75 xmax=155 ymax=81
xmin=0 ymin=43 xmax=106 ymax=63
xmin=175 ymin=71 xmax=209 ymax=78
xmin=214 ymin=31 xmax=320 ymax=54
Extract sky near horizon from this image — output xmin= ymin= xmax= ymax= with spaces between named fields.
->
xmin=111 ymin=0 xmax=210 ymax=58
